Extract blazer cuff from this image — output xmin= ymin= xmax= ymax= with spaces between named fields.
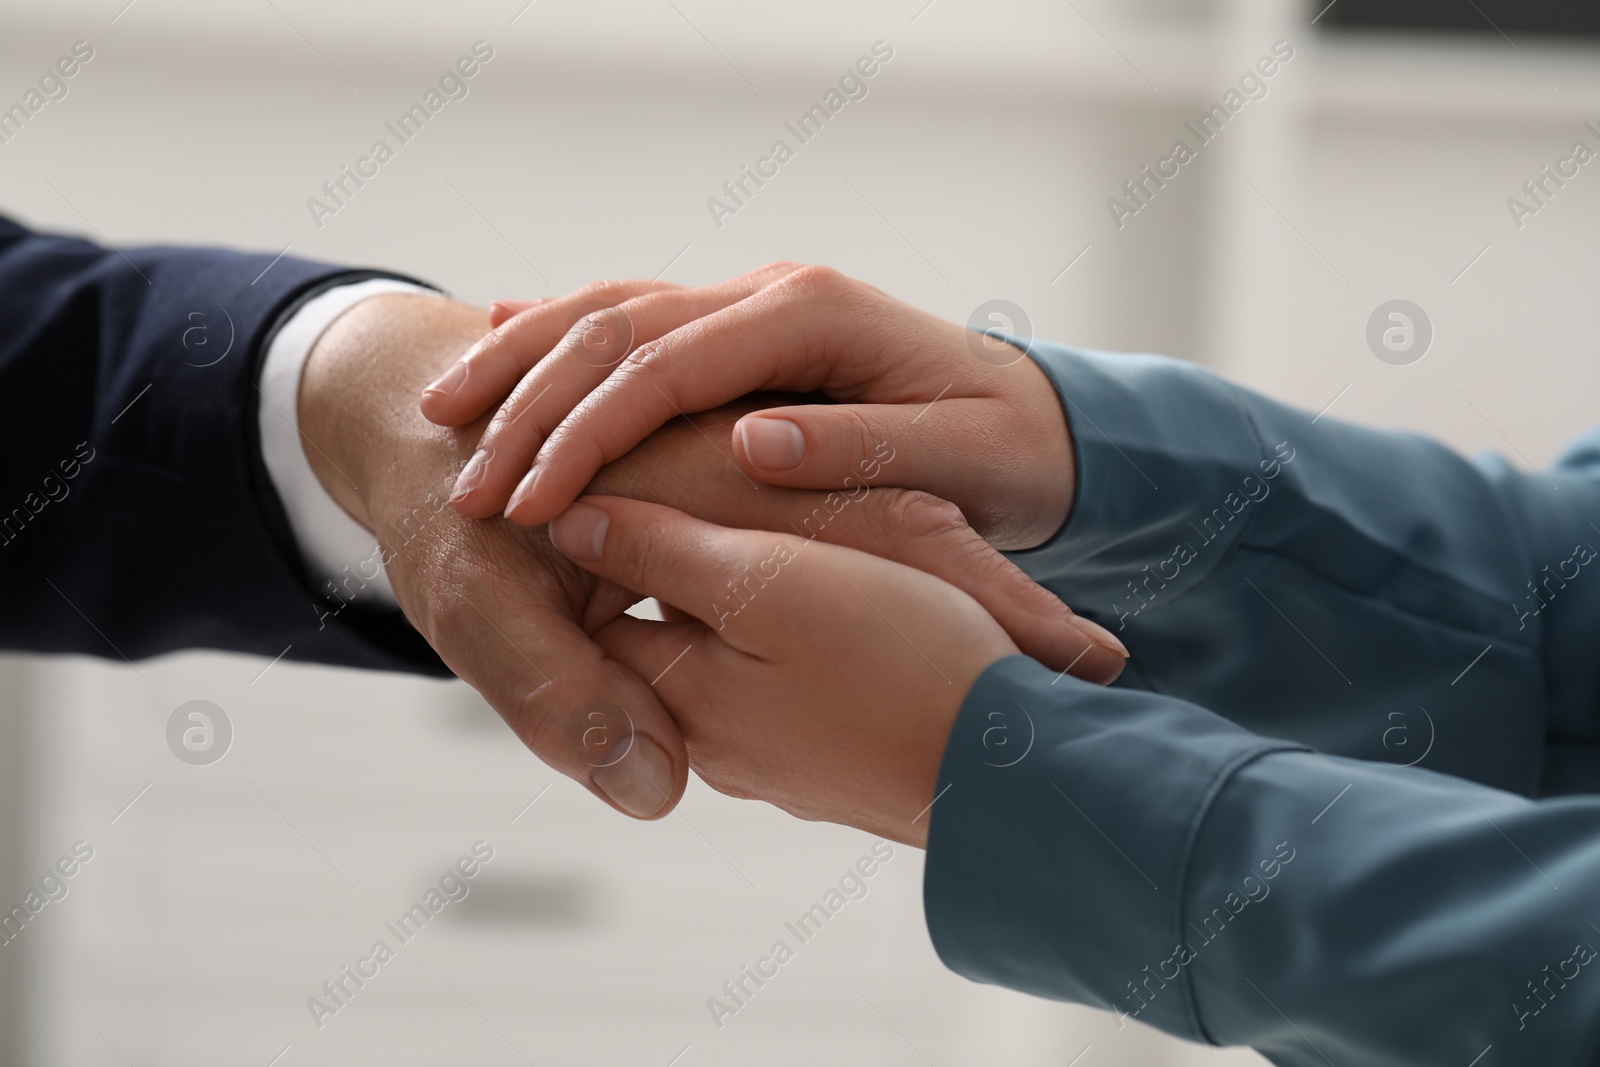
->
xmin=1004 ymin=343 xmax=1285 ymax=626
xmin=922 ymin=655 xmax=1300 ymax=1038
xmin=243 ymin=269 xmax=450 ymax=674
xmin=257 ymin=277 xmax=445 ymax=611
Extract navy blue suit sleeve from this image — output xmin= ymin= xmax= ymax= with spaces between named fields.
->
xmin=0 ymin=215 xmax=445 ymax=673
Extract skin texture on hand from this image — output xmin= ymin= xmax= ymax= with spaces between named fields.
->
xmin=423 ymin=264 xmax=1078 ymax=553
xmin=298 ymin=293 xmax=1121 ymax=824
xmin=587 ymin=395 xmax=1122 ymax=677
xmin=549 ymin=495 xmax=1020 ymax=848
xmin=300 ymin=293 xmax=689 ymax=821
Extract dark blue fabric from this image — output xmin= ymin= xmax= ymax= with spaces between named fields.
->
xmin=0 ymin=215 xmax=444 ymax=674
xmin=926 ymin=343 xmax=1600 ymax=1064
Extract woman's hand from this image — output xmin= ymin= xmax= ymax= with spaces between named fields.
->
xmin=421 ymin=264 xmax=1076 ymax=552
xmin=584 ymin=398 xmax=1127 ymax=681
xmin=547 ymin=495 xmax=1021 ymax=847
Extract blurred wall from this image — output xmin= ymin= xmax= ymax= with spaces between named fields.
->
xmin=1 ymin=1 xmax=1598 ymax=1064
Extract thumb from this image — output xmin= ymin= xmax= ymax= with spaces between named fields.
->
xmin=549 ymin=496 xmax=797 ymax=647
xmin=731 ymin=401 xmax=1009 ymax=522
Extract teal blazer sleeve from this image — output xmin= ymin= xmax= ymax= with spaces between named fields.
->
xmin=925 ymin=659 xmax=1600 ymax=1066
xmin=1008 ymin=342 xmax=1600 ymax=797
xmin=924 ymin=343 xmax=1600 ymax=1064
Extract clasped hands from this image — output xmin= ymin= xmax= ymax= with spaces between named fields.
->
xmin=302 ymin=264 xmax=1127 ymax=847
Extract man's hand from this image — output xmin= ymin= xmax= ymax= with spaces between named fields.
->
xmin=300 ymin=293 xmax=1120 ymax=822
xmin=301 ymin=294 xmax=688 ymax=820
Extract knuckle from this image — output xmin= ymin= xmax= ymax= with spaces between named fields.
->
xmin=580 ymin=306 xmax=631 ymax=337
xmin=577 ymin=278 xmax=629 ymax=306
xmin=619 ymin=521 xmax=670 ymax=582
xmin=576 ymin=278 xmax=672 ymax=306
xmin=625 ymin=335 xmax=669 ymax=367
xmin=879 ymin=488 xmax=969 ymax=542
xmin=513 ymin=683 xmax=560 ymax=754
xmin=828 ymin=405 xmax=883 ymax=463
xmin=515 ymin=679 xmax=590 ymax=769
xmin=751 ymin=259 xmax=803 ymax=280
xmin=776 ymin=263 xmax=847 ymax=299
xmin=482 ymin=384 xmax=535 ymax=441
xmin=513 ymin=664 xmax=626 ymax=772
xmin=565 ymin=307 xmax=636 ymax=365
xmin=611 ymin=341 xmax=678 ymax=410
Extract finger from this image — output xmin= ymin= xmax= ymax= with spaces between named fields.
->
xmin=489 ymin=299 xmax=547 ymax=328
xmin=658 ymin=601 xmax=699 ymax=625
xmin=732 ymin=398 xmax=1053 ymax=548
xmin=842 ymin=490 xmax=1128 ymax=682
xmin=708 ymin=478 xmax=1122 ymax=681
xmin=506 ymin=266 xmax=960 ymax=526
xmin=394 ymin=541 xmax=689 ymax=821
xmin=419 ymin=279 xmax=677 ymax=428
xmin=731 ymin=396 xmax=1007 ymax=498
xmin=556 ymin=494 xmax=1028 ymax=713
xmin=581 ymin=403 xmax=1124 ymax=683
xmin=461 ymin=263 xmax=804 ymax=520
xmin=590 ymin=614 xmax=710 ymax=715
xmin=591 ymin=614 xmax=748 ymax=788
xmin=547 ymin=495 xmax=799 ymax=649
xmin=590 ymin=615 xmax=748 ymax=795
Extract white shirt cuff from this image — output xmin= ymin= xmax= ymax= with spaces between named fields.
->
xmin=258 ymin=278 xmax=443 ymax=613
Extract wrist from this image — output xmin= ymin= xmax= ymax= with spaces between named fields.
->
xmin=299 ymin=294 xmax=484 ymax=534
xmin=1002 ymin=352 xmax=1076 ymax=551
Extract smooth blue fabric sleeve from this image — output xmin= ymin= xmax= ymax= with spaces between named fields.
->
xmin=1008 ymin=342 xmax=1600 ymax=796
xmin=926 ymin=656 xmax=1600 ymax=1066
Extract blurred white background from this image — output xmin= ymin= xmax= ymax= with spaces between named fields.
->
xmin=2 ymin=0 xmax=1599 ymax=1063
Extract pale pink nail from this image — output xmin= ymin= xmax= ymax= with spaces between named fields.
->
xmin=505 ymin=467 xmax=541 ymax=519
xmin=1072 ymin=615 xmax=1130 ymax=658
xmin=424 ymin=361 xmax=469 ymax=398
xmin=549 ymin=502 xmax=608 ymax=561
xmin=451 ymin=448 xmax=492 ymax=502
xmin=738 ymin=418 xmax=805 ymax=471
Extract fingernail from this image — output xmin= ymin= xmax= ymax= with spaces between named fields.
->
xmin=1071 ymin=615 xmax=1130 ymax=658
xmin=549 ymin=502 xmax=608 ymax=561
xmin=424 ymin=361 xmax=469 ymax=398
xmin=451 ymin=448 xmax=492 ymax=502
xmin=593 ymin=733 xmax=673 ymax=818
xmin=738 ymin=417 xmax=805 ymax=471
xmin=505 ymin=467 xmax=542 ymax=519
